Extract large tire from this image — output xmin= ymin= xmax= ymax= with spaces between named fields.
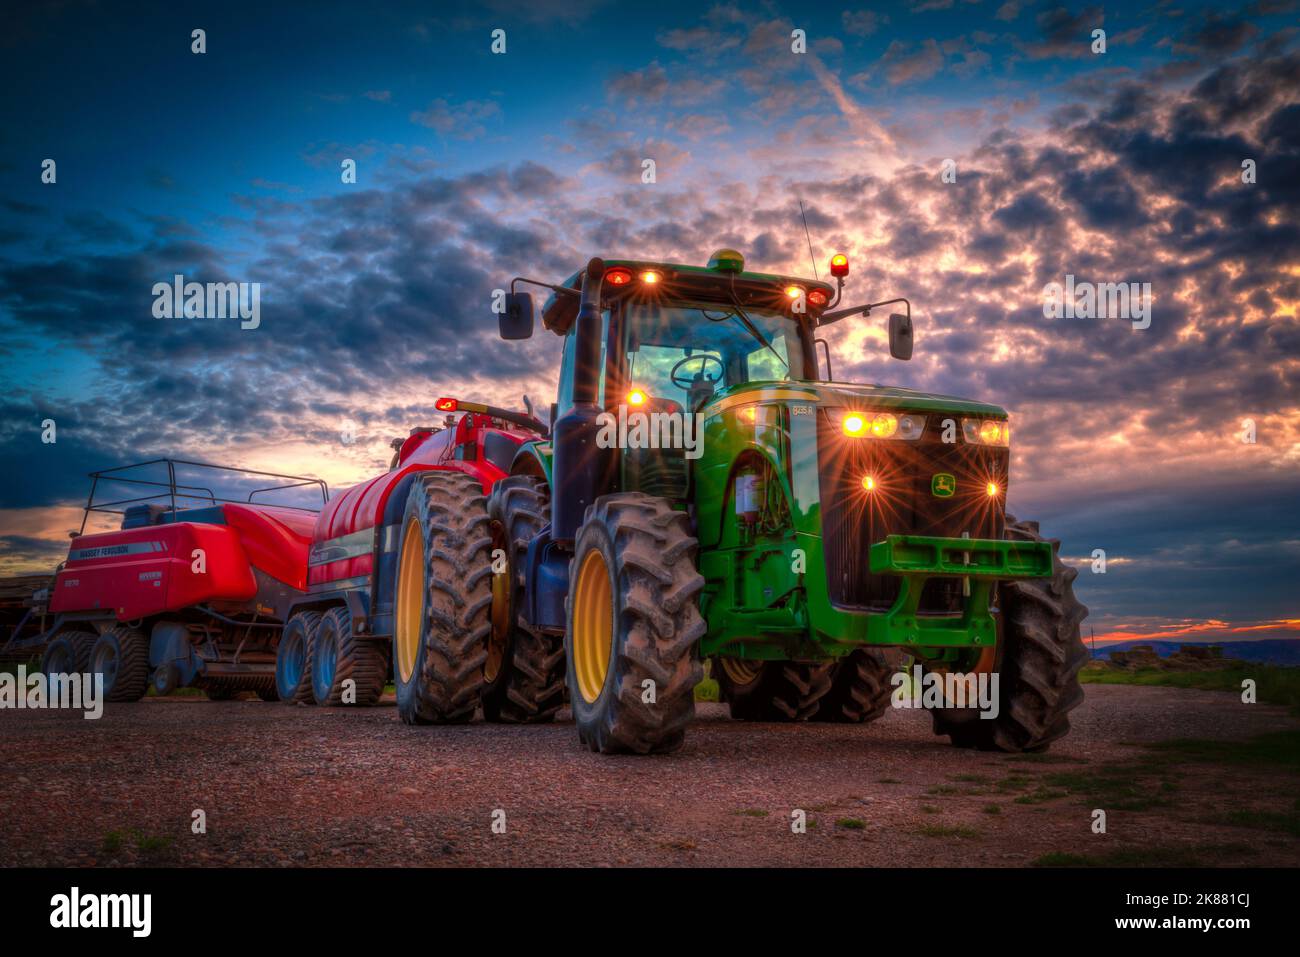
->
xmin=89 ymin=625 xmax=150 ymax=702
xmin=311 ymin=605 xmax=388 ymax=707
xmin=40 ymin=630 xmax=96 ymax=678
xmin=812 ymin=649 xmax=895 ymax=723
xmin=393 ymin=470 xmax=492 ymax=724
xmin=276 ymin=610 xmax=321 ymax=704
xmin=482 ymin=476 xmax=565 ymax=723
xmin=931 ymin=515 xmax=1088 ymax=752
xmin=715 ymin=657 xmax=835 ymax=721
xmin=566 ymin=493 xmax=705 ymax=754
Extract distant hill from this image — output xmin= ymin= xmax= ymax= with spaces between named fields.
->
xmin=1092 ymin=639 xmax=1300 ymax=666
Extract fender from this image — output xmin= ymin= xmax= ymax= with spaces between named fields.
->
xmin=511 ymin=438 xmax=553 ymax=485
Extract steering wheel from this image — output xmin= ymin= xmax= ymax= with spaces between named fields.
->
xmin=670 ymin=354 xmax=723 ymax=390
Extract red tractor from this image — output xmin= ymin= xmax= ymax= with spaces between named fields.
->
xmin=34 ymin=459 xmax=327 ymax=701
xmin=281 ymin=399 xmax=548 ymax=715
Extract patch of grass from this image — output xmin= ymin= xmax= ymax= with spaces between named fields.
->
xmin=734 ymin=808 xmax=769 ymax=818
xmin=1032 ymin=851 xmax=1088 ymax=867
xmin=1012 ymin=785 xmax=1071 ymax=805
xmin=135 ymin=833 xmax=173 ymax=855
xmin=949 ymin=773 xmax=991 ymax=783
xmin=982 ymin=804 xmax=1002 ymax=815
xmin=1145 ymin=730 xmax=1300 ymax=773
xmin=836 ymin=818 xmax=866 ymax=830
xmin=100 ymin=828 xmax=174 ymax=858
xmin=916 ymin=823 xmax=978 ymax=838
xmin=1038 ymin=768 xmax=1175 ymax=812
xmin=926 ymin=785 xmax=960 ymax=796
xmin=1007 ymin=752 xmax=1088 ymax=764
xmin=920 ymin=805 xmax=941 ymax=814
xmin=1081 ymin=665 xmax=1300 ymax=712
xmin=877 ymin=778 xmax=903 ymax=784
xmin=1210 ymin=807 xmax=1300 ymax=837
xmin=1033 ymin=843 xmax=1256 ymax=868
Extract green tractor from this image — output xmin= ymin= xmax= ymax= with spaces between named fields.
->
xmin=471 ymin=249 xmax=1086 ymax=754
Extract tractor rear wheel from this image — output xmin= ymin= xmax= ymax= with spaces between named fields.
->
xmin=482 ymin=476 xmax=565 ymax=723
xmin=393 ymin=470 xmax=492 ymax=724
xmin=566 ymin=493 xmax=704 ymax=754
xmin=276 ymin=610 xmax=321 ymax=704
xmin=812 ymin=649 xmax=896 ymax=723
xmin=311 ymin=605 xmax=388 ymax=707
xmin=41 ymin=630 xmax=96 ymax=678
xmin=89 ymin=625 xmax=150 ymax=702
xmin=930 ymin=515 xmax=1088 ymax=752
xmin=715 ymin=658 xmax=835 ymax=721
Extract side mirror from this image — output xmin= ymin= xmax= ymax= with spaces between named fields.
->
xmin=888 ymin=313 xmax=913 ymax=360
xmin=500 ymin=292 xmax=535 ymax=340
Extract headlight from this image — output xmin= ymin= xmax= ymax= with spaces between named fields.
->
xmin=962 ymin=418 xmax=1010 ymax=447
xmin=835 ymin=410 xmax=925 ymax=440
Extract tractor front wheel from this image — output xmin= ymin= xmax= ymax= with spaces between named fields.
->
xmin=482 ymin=476 xmax=565 ymax=723
xmin=715 ymin=658 xmax=835 ymax=721
xmin=566 ymin=493 xmax=704 ymax=754
xmin=812 ymin=649 xmax=896 ymax=723
xmin=930 ymin=515 xmax=1088 ymax=752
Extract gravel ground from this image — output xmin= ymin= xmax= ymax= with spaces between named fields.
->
xmin=1 ymin=685 xmax=1296 ymax=867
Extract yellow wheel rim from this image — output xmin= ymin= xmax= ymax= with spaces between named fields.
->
xmin=719 ymin=656 xmax=762 ymax=686
xmin=572 ymin=548 xmax=613 ymax=704
xmin=486 ymin=524 xmax=510 ymax=683
xmin=395 ymin=518 xmax=424 ymax=684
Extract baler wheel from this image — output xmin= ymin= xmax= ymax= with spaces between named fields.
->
xmin=929 ymin=515 xmax=1088 ymax=753
xmin=89 ymin=625 xmax=150 ymax=703
xmin=277 ymin=610 xmax=322 ymax=704
xmin=311 ymin=605 xmax=388 ymax=707
xmin=715 ymin=658 xmax=835 ymax=721
xmin=812 ymin=649 xmax=895 ymax=723
xmin=393 ymin=470 xmax=493 ymax=724
xmin=40 ymin=630 xmax=96 ymax=678
xmin=566 ymin=493 xmax=705 ymax=754
xmin=482 ymin=476 xmax=565 ymax=723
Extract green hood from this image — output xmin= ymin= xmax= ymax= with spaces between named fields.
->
xmin=708 ymin=380 xmax=1007 ymax=418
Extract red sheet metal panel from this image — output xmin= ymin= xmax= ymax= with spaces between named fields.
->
xmin=50 ymin=522 xmax=255 ymax=620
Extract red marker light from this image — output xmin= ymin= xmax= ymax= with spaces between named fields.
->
xmin=605 ymin=267 xmax=633 ymax=286
xmin=435 ymin=397 xmax=458 ymax=412
xmin=830 ymin=254 xmax=849 ymax=278
xmin=808 ymin=289 xmax=828 ymax=307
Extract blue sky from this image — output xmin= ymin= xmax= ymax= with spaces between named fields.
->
xmin=1 ymin=0 xmax=1298 ymax=644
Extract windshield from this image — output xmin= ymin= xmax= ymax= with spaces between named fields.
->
xmin=621 ymin=302 xmax=808 ymax=412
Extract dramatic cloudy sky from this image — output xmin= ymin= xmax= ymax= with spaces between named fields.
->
xmin=1 ymin=0 xmax=1297 ymax=645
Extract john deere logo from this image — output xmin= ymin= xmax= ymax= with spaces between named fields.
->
xmin=931 ymin=473 xmax=956 ymax=497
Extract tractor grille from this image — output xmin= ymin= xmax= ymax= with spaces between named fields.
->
xmin=817 ymin=410 xmax=1008 ymax=612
